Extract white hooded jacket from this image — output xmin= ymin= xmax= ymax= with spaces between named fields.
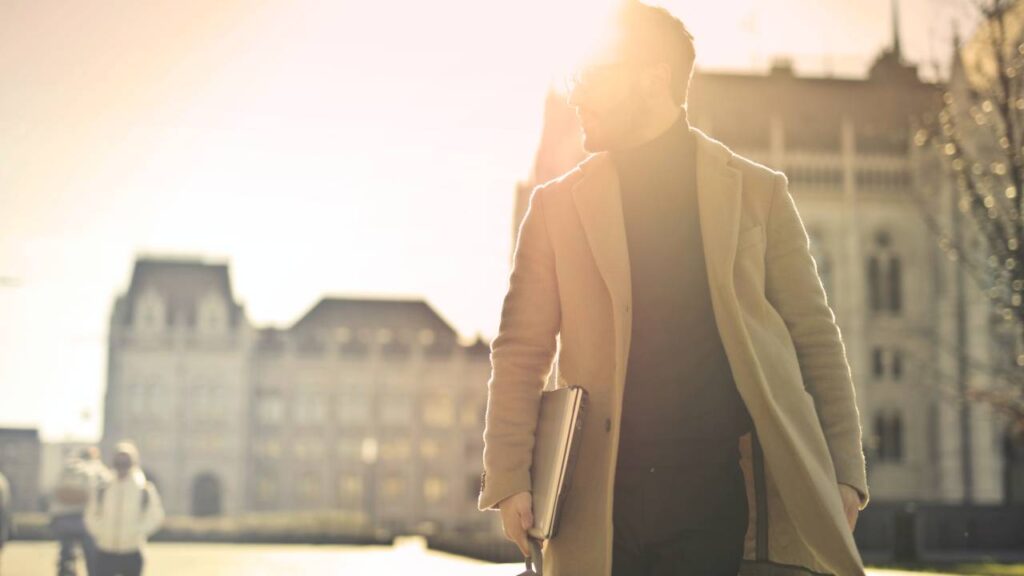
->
xmin=85 ymin=468 xmax=164 ymax=553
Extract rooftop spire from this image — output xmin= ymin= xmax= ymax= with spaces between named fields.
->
xmin=892 ymin=0 xmax=903 ymax=60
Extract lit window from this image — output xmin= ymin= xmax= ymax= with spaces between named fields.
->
xmin=382 ymin=475 xmax=406 ymax=498
xmin=379 ymin=438 xmax=411 ymax=461
xmin=337 ymin=473 xmax=363 ymax=500
xmin=420 ymin=439 xmax=440 ymax=459
xmin=422 ymin=395 xmax=455 ymax=428
xmin=423 ymin=476 xmax=447 ymax=503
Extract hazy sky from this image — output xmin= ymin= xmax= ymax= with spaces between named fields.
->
xmin=1 ymin=0 xmax=973 ymax=440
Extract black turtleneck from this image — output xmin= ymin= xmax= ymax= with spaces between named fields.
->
xmin=612 ymin=110 xmax=753 ymax=469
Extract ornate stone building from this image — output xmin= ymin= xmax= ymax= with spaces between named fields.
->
xmin=103 ymin=257 xmax=493 ymax=533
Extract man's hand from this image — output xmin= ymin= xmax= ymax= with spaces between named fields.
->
xmin=497 ymin=491 xmax=535 ymax=557
xmin=838 ymin=483 xmax=860 ymax=533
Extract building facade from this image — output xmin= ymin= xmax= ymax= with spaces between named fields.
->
xmin=248 ymin=298 xmax=491 ymax=535
xmin=104 ymin=258 xmax=493 ymax=534
xmin=0 ymin=428 xmax=41 ymax=512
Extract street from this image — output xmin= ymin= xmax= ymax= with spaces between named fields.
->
xmin=0 ymin=539 xmax=972 ymax=576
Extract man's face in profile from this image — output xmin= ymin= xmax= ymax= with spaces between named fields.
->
xmin=567 ymin=56 xmax=647 ymax=153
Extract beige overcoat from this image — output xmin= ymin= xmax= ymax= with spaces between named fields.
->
xmin=478 ymin=126 xmax=871 ymax=576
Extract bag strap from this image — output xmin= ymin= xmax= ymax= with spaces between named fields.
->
xmin=517 ymin=537 xmax=544 ymax=576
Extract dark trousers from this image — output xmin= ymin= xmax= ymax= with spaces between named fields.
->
xmin=51 ymin=513 xmax=98 ymax=576
xmin=95 ymin=551 xmax=143 ymax=576
xmin=611 ymin=450 xmax=748 ymax=576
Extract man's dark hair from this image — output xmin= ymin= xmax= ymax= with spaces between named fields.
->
xmin=615 ymin=0 xmax=697 ymax=106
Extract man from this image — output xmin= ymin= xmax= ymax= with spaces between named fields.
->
xmin=84 ymin=442 xmax=164 ymax=576
xmin=478 ymin=2 xmax=869 ymax=575
xmin=0 ymin=471 xmax=10 ymax=576
xmin=51 ymin=447 xmax=111 ymax=576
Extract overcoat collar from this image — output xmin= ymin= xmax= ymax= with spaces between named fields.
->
xmin=570 ymin=125 xmax=743 ymax=320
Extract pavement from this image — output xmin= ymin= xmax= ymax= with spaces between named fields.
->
xmin=0 ymin=539 xmax=972 ymax=576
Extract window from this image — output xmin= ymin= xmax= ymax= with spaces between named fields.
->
xmin=382 ymin=329 xmax=411 ymax=357
xmin=380 ymin=396 xmax=412 ymax=426
xmin=293 ymin=393 xmax=326 ymax=426
xmin=422 ymin=394 xmax=455 ymax=428
xmin=420 ymin=438 xmax=440 ymax=459
xmin=872 ymin=348 xmax=884 ymax=378
xmin=379 ymin=438 xmax=411 ymax=461
xmin=294 ymin=438 xmax=324 ymax=459
xmin=382 ymin=475 xmax=406 ymax=499
xmin=337 ymin=438 xmax=362 ymax=461
xmin=870 ymin=347 xmax=905 ymax=382
xmin=257 ymin=475 xmax=278 ymax=503
xmin=253 ymin=439 xmax=282 ymax=459
xmin=867 ymin=230 xmax=902 ymax=315
xmin=300 ymin=473 xmax=321 ymax=502
xmin=257 ymin=393 xmax=285 ymax=426
xmin=336 ymin=393 xmax=370 ymax=426
xmin=135 ymin=291 xmax=165 ymax=334
xmin=423 ymin=476 xmax=447 ymax=504
xmin=873 ymin=410 xmax=903 ymax=462
xmin=337 ymin=473 xmax=363 ymax=501
xmin=198 ymin=293 xmax=227 ymax=335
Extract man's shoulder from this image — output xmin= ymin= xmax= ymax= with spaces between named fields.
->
xmin=528 ymin=159 xmax=590 ymax=201
xmin=731 ymin=151 xmax=783 ymax=181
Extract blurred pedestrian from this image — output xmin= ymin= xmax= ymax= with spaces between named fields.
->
xmin=85 ymin=442 xmax=163 ymax=576
xmin=50 ymin=446 xmax=110 ymax=576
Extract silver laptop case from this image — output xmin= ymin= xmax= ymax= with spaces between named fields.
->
xmin=527 ymin=385 xmax=588 ymax=541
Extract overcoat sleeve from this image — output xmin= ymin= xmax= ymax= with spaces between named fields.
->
xmin=478 ymin=184 xmax=561 ymax=512
xmin=764 ymin=172 xmax=871 ymax=510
